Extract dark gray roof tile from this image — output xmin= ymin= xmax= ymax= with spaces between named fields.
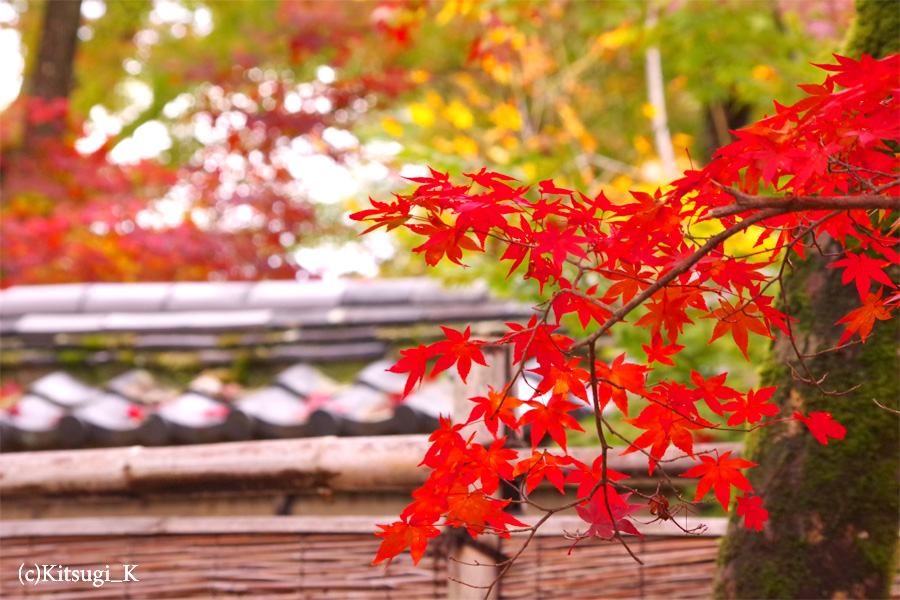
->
xmin=275 ymin=364 xmax=338 ymax=398
xmin=236 ymin=386 xmax=310 ymax=427
xmin=411 ymin=280 xmax=488 ymax=305
xmin=14 ymin=314 xmax=106 ymax=334
xmin=245 ymin=279 xmax=345 ymax=310
xmin=104 ymin=310 xmax=273 ymax=332
xmin=166 ymin=282 xmax=253 ymax=311
xmin=267 ymin=342 xmax=388 ymax=363
xmin=6 ymin=394 xmax=65 ymax=432
xmin=356 ymin=359 xmax=406 ymax=395
xmin=82 ymin=283 xmax=172 ymax=313
xmin=0 ymin=283 xmax=87 ymax=316
xmin=106 ymin=370 xmax=177 ymax=405
xmin=324 ymin=385 xmax=395 ymax=424
xmin=72 ymin=393 xmax=144 ymax=432
xmin=158 ymin=392 xmax=230 ymax=428
xmin=30 ymin=372 xmax=101 ymax=407
xmin=340 ymin=278 xmax=436 ymax=306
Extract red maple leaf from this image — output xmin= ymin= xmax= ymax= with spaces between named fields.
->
xmin=622 ymin=402 xmax=705 ymax=474
xmin=470 ymin=437 xmax=518 ymax=494
xmin=468 ymin=385 xmax=522 ymax=437
xmin=836 ymin=288 xmax=892 ymax=344
xmin=721 ymin=386 xmax=779 ymax=426
xmin=410 ymin=216 xmax=482 ymax=266
xmin=690 ymin=371 xmax=741 ymax=417
xmin=641 ymin=334 xmax=685 ymax=367
xmin=602 ymin=262 xmax=652 ymax=305
xmin=572 ymin=490 xmax=645 ymax=544
xmin=565 ymin=456 xmax=629 ymax=499
xmin=519 ymin=395 xmax=585 ymax=451
xmin=528 ymin=357 xmax=590 ymax=403
xmin=594 ymin=353 xmax=649 ymax=416
xmin=634 ymin=287 xmax=697 ymax=344
xmin=735 ymin=494 xmax=768 ymax=531
xmin=420 ymin=415 xmax=466 ymax=468
xmin=828 ymin=251 xmax=897 ymax=301
xmin=373 ymin=517 xmax=440 ymax=566
xmin=792 ymin=411 xmax=846 ymax=444
xmin=704 ymin=298 xmax=773 ymax=360
xmin=429 ymin=325 xmax=488 ymax=383
xmin=445 ymin=485 xmax=528 ymax=537
xmin=513 ymin=450 xmax=573 ymax=494
xmin=388 ymin=344 xmax=432 ymax=397
xmin=680 ymin=450 xmax=757 ymax=511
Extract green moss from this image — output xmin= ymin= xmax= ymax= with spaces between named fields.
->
xmin=843 ymin=0 xmax=900 ymax=59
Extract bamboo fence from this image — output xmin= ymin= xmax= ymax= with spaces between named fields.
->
xmin=2 ymin=516 xmax=898 ymax=599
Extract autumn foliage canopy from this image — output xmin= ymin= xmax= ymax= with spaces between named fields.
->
xmin=353 ymin=53 xmax=899 ymax=573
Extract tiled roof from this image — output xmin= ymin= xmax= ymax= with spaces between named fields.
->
xmin=0 ymin=362 xmax=453 ymax=452
xmin=0 ymin=279 xmax=533 ymax=452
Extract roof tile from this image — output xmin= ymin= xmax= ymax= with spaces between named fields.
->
xmin=0 ymin=283 xmax=88 ymax=315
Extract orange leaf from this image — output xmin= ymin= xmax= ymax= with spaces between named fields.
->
xmin=680 ymin=450 xmax=757 ymax=511
xmin=836 ymin=288 xmax=891 ymax=344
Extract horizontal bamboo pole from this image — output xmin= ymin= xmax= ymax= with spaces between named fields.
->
xmin=0 ymin=514 xmax=729 ymax=539
xmin=0 ymin=435 xmax=740 ymax=498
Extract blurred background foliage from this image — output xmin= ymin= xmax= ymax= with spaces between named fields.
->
xmin=1 ymin=0 xmax=853 ymax=403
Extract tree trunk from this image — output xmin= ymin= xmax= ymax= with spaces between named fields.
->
xmin=30 ymin=0 xmax=83 ymax=100
xmin=714 ymin=3 xmax=900 ymax=597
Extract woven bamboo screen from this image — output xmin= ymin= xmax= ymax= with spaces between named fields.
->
xmin=499 ymin=535 xmax=719 ymax=599
xmin=2 ymin=518 xmax=898 ymax=599
xmin=2 ymin=531 xmax=448 ymax=599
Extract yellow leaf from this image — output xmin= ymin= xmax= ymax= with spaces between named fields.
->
xmin=409 ymin=103 xmax=435 ymax=127
xmin=579 ymin=132 xmax=597 ymax=153
xmin=382 ymin=116 xmax=403 ymax=137
xmin=433 ymin=137 xmax=455 ymax=154
xmin=453 ymin=135 xmax=478 ymax=158
xmin=443 ymin=101 xmax=473 ymax=129
xmin=752 ymin=64 xmax=778 ymax=82
xmin=489 ymin=27 xmax=507 ymax=44
xmin=481 ymin=53 xmax=497 ymax=74
xmin=492 ymin=62 xmax=512 ymax=84
xmin=435 ymin=0 xmax=459 ymax=25
xmin=410 ymin=70 xmax=430 ymax=84
xmin=641 ymin=103 xmax=656 ymax=119
xmin=486 ymin=146 xmax=510 ymax=164
xmin=668 ymin=75 xmax=687 ymax=92
xmin=521 ymin=162 xmax=537 ymax=181
xmin=426 ymin=90 xmax=444 ymax=108
xmin=511 ymin=31 xmax=526 ymax=51
xmin=490 ymin=102 xmax=521 ymax=131
xmin=633 ymin=135 xmax=652 ymax=154
xmin=594 ymin=22 xmax=630 ymax=52
xmin=672 ymin=132 xmax=694 ymax=149
xmin=612 ymin=175 xmax=632 ymax=191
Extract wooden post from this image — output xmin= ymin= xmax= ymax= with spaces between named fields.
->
xmin=451 ymin=345 xmax=510 ymax=445
xmin=448 ymin=345 xmax=509 ymax=595
xmin=447 ymin=534 xmax=502 ymax=599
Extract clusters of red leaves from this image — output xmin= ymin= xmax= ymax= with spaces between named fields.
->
xmin=0 ymin=96 xmax=308 ymax=286
xmin=0 ymin=1 xmax=419 ymax=288
xmin=359 ymin=54 xmax=898 ymax=568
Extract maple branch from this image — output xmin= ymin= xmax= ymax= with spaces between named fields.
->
xmin=873 ymin=398 xmax=900 ymax=415
xmin=574 ymin=207 xmax=789 ymax=350
xmin=708 ymin=184 xmax=899 ymax=219
xmin=588 ymin=340 xmax=644 ymax=565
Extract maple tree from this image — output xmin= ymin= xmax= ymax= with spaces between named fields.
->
xmin=356 ymin=52 xmax=899 ymax=593
xmin=1 ymin=1 xmax=851 ymax=288
xmin=0 ymin=1 xmax=419 ymax=286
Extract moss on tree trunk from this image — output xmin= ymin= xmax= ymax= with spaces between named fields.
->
xmin=714 ymin=241 xmax=899 ymax=599
xmin=714 ymin=3 xmax=899 ymax=597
